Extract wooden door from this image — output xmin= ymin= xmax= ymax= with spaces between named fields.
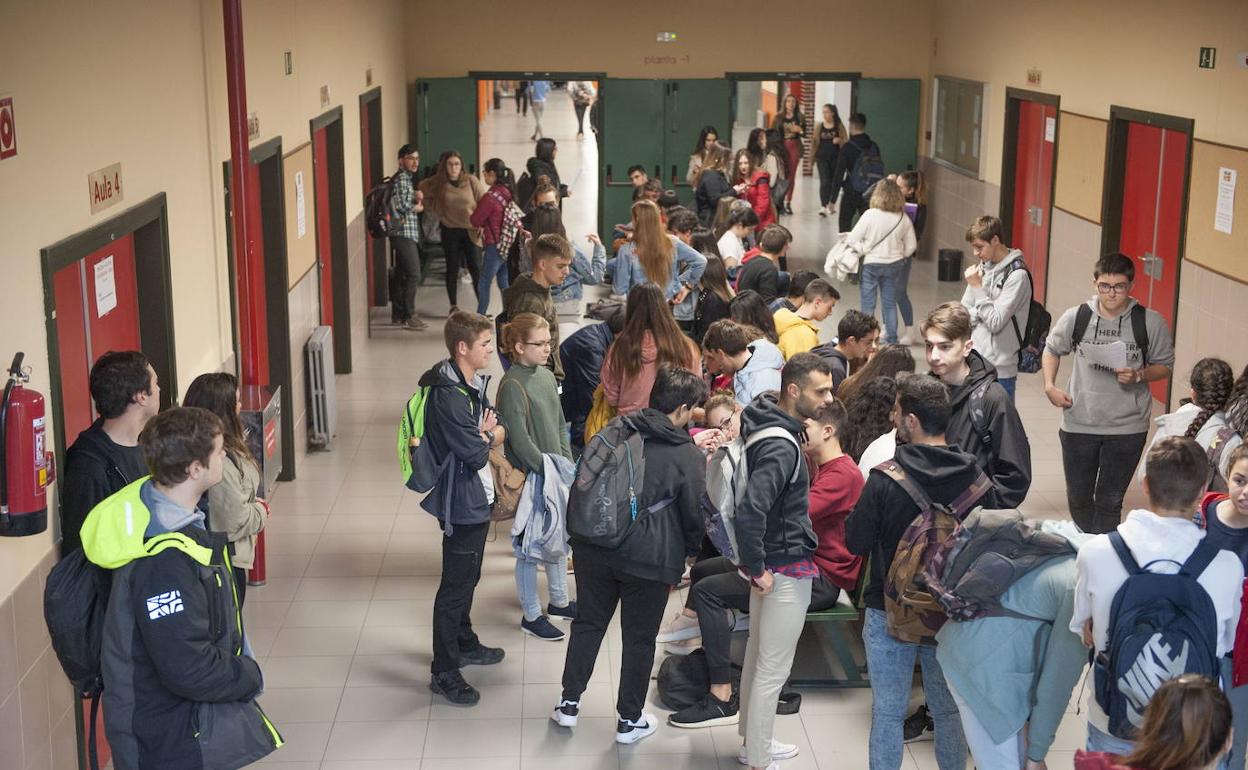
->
xmin=1009 ymin=100 xmax=1058 ymax=302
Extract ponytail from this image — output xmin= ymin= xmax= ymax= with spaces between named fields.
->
xmin=1184 ymin=358 xmax=1235 ymax=439
xmin=483 ymin=157 xmax=515 ymax=199
xmin=1122 ymin=674 xmax=1231 ymax=770
xmin=500 ymin=312 xmax=549 ymax=356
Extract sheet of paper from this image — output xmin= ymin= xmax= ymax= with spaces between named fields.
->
xmin=1215 ymin=166 xmax=1237 ymax=235
xmin=295 ymin=170 xmax=307 ymax=238
xmin=1080 ymin=339 xmax=1128 ymax=369
xmin=1045 ymin=116 xmax=1056 ymax=143
xmin=93 ymin=255 xmax=117 ymax=318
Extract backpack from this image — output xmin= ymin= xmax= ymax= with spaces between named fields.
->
xmin=397 ymin=386 xmax=444 ymax=493
xmin=849 ymin=141 xmax=885 ymax=194
xmin=922 ymin=508 xmax=1075 ymax=622
xmin=498 ymin=198 xmax=525 ymax=259
xmin=1000 ymin=258 xmax=1052 ymax=374
xmin=566 ymin=415 xmax=669 ymax=549
xmin=655 ymin=648 xmax=799 ymax=714
xmin=515 ymin=171 xmax=536 ymax=211
xmin=1072 ymin=302 xmax=1150 ymax=366
xmin=965 ymin=379 xmax=995 ymax=460
xmin=489 ymin=381 xmax=531 ymax=521
xmin=701 ymin=427 xmax=803 ymax=564
xmin=1206 ymin=425 xmax=1237 ymax=494
xmin=1093 ymin=531 xmax=1222 ymax=739
xmin=365 ymin=174 xmax=399 ymax=238
xmin=879 ymin=462 xmax=993 ymax=643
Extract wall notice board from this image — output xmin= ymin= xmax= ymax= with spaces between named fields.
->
xmin=282 ymin=142 xmax=316 ymax=290
xmin=1053 ymin=112 xmax=1107 ymax=224
xmin=1185 ymin=140 xmax=1248 ymax=284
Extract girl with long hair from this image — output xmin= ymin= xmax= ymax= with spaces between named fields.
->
xmin=847 ymin=178 xmax=917 ymax=344
xmin=693 ymin=142 xmax=736 ymax=225
xmin=812 ymin=103 xmax=847 ymax=217
xmin=733 ymin=149 xmax=775 ymax=231
xmin=841 ymin=376 xmax=901 ymax=465
xmin=693 ymin=255 xmax=734 ymax=344
xmin=746 ymin=128 xmax=782 ymax=185
xmin=527 ymin=137 xmax=569 ymax=202
xmin=611 ymin=199 xmax=707 ymax=331
xmin=469 ymin=157 xmax=518 ymax=315
xmin=601 ymin=283 xmax=702 ymax=415
xmin=1138 ymin=357 xmax=1242 ymax=489
xmin=836 ymin=343 xmax=916 ymax=407
xmin=728 ymin=289 xmax=778 ymax=343
xmin=419 ymin=149 xmax=487 ymax=312
xmin=772 ymin=93 xmax=805 ymax=214
xmin=686 ymin=124 xmax=721 ymax=186
xmin=182 ymin=372 xmax=268 ymax=607
xmin=894 ymin=169 xmax=928 ymax=344
xmin=527 ymin=198 xmax=606 ymax=304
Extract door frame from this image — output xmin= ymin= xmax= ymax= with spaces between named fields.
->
xmin=999 ymin=87 xmax=1060 ymax=301
xmin=309 ymin=105 xmax=351 ymax=373
xmin=358 ymin=86 xmax=386 ymax=317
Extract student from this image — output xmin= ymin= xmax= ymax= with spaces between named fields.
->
xmin=389 ymin=143 xmax=427 ymax=329
xmin=812 ymin=310 xmax=880 ymax=393
xmin=733 ymin=148 xmax=775 ymax=231
xmin=770 ymin=269 xmax=820 ymax=313
xmin=694 ymin=142 xmax=736 ymax=225
xmin=729 ymin=290 xmax=780 ymax=344
xmin=848 ymin=179 xmax=917 ymax=345
xmin=692 ymin=255 xmax=735 ymax=345
xmin=844 ymin=376 xmax=902 ymax=473
xmin=60 ymin=350 xmax=160 ymax=557
xmin=1138 ymin=357 xmax=1242 ymax=488
xmin=1071 ymin=437 xmax=1243 ymax=756
xmin=716 ymin=205 xmax=758 ymax=270
xmin=895 ymin=170 xmax=928 ymax=345
xmin=666 ymin=206 xmax=701 ymax=247
xmin=601 ymin=283 xmax=702 ymax=415
xmin=80 ymin=407 xmax=280 ymax=768
xmin=515 ymin=80 xmax=530 ymax=116
xmin=612 ymin=199 xmax=707 ymax=329
xmin=686 ymin=125 xmax=721 ymax=185
xmin=569 ymin=80 xmax=596 ymax=138
xmin=735 ymin=225 xmax=789 ymax=304
xmin=846 ymin=376 xmax=1006 ymax=770
xmin=527 ymin=137 xmax=568 ymax=202
xmin=560 ymin=309 xmax=624 ymax=456
xmin=812 ymin=103 xmax=847 ymax=218
xmin=182 ymin=372 xmax=268 ymax=608
xmin=702 ymin=319 xmax=785 ymax=408
xmin=1043 ymin=252 xmax=1176 ymax=534
xmin=960 ymin=215 xmax=1032 ymax=401
xmin=836 ymin=343 xmax=914 ymax=407
xmin=469 ymin=157 xmax=517 ymax=316
xmin=830 ymin=112 xmax=880 ymax=232
xmin=1075 ymin=674 xmax=1233 ymax=770
xmin=497 ymin=313 xmax=575 ymax=642
xmin=529 ymin=79 xmax=550 ymax=140
xmin=628 ymin=164 xmax=649 ymax=190
xmin=419 ymin=311 xmax=509 ymax=706
xmin=775 ymin=278 xmax=839 ymax=360
xmin=747 ymin=128 xmax=782 ymax=191
xmin=526 ymin=199 xmax=606 ymax=304
xmin=419 ymin=150 xmax=487 ymax=312
xmin=772 ymin=94 xmax=805 ymax=214
xmin=552 ymin=366 xmax=708 ymax=745
xmin=923 ymin=302 xmax=1033 ymax=507
xmin=501 ymin=234 xmax=574 ymax=381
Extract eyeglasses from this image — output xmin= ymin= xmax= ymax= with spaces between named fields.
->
xmin=715 ymin=415 xmax=734 ymax=431
xmin=522 ymin=340 xmax=553 ymax=349
xmin=1096 ymin=282 xmax=1131 ymax=295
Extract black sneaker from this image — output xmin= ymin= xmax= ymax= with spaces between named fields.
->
xmin=667 ymin=690 xmax=739 ymax=729
xmin=903 ymin=704 xmax=934 ymax=743
xmin=430 ymin=670 xmax=480 ymax=705
xmin=547 ymin=601 xmax=577 ymax=621
xmin=459 ymin=644 xmax=506 ymax=666
xmin=521 ymin=615 xmax=566 ymax=641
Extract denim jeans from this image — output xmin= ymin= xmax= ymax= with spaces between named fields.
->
xmin=862 ymin=609 xmax=967 ymax=770
xmin=1086 ymin=722 xmax=1135 ymax=755
xmin=860 ymin=261 xmax=904 ymax=344
xmin=1059 ymin=430 xmax=1148 ymax=534
xmin=391 ymin=237 xmax=421 ymax=322
xmin=997 ymin=376 xmax=1017 ymax=402
xmin=476 ymin=243 xmax=510 ymax=315
xmin=1221 ymin=657 xmax=1248 ymax=770
xmin=515 ymin=553 xmax=570 ymax=622
xmin=896 ymin=256 xmax=914 ymax=327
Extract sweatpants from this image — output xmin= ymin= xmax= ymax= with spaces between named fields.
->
xmin=431 ymin=521 xmax=489 ymax=674
xmin=1059 ymin=429 xmax=1148 ymax=534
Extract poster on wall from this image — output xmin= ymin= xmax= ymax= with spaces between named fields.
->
xmin=295 ymin=170 xmax=307 ymax=238
xmin=1215 ymin=166 xmax=1236 ymax=235
xmin=94 ymin=255 xmax=117 ymax=317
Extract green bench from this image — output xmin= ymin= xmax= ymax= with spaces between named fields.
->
xmin=789 ymin=570 xmax=869 ymax=689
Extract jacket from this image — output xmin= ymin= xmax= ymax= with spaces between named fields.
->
xmin=1138 ymin=403 xmax=1243 ymax=484
xmin=571 ymin=409 xmax=706 ymax=584
xmin=81 ymin=479 xmax=281 ymax=769
xmin=735 ymin=255 xmax=780 ymax=303
xmin=733 ymin=339 xmax=785 ymax=407
xmin=735 ymin=394 xmax=817 ymax=577
xmin=512 ymin=454 xmax=575 ymax=563
xmin=503 ymin=273 xmax=563 ymax=380
xmin=830 ymin=132 xmax=874 ymax=201
xmin=774 ymin=308 xmax=820 ymax=360
xmin=418 ymin=174 xmax=487 ymax=242
xmin=389 ymin=167 xmax=422 ymax=242
xmin=205 ymin=451 xmax=267 ymax=569
xmin=739 ymin=170 xmax=775 ymax=230
xmin=497 ymin=362 xmax=571 ymax=474
xmin=846 ymin=442 xmax=1005 ymax=611
xmin=60 ymin=419 xmax=150 ymax=556
xmin=847 ymin=208 xmax=916 ymax=266
xmin=550 ymin=241 xmax=607 ymax=304
xmin=418 ymin=359 xmax=495 ymax=528
xmin=942 ymin=350 xmax=1033 ymax=507
xmin=559 ymin=323 xmax=614 ymax=451
xmin=612 ymin=236 xmax=707 ymax=322
xmin=601 ymin=331 xmax=701 ymax=416
xmin=692 ymin=287 xmax=731 ymax=345
xmin=695 ymin=169 xmax=735 ymax=225
xmin=960 ymin=250 xmax=1031 ymax=378
xmin=526 ymin=156 xmax=566 ymax=199
xmin=468 ymin=183 xmax=512 ymax=246
xmin=809 ymin=455 xmax=865 ymax=592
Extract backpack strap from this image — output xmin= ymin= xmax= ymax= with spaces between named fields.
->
xmin=1208 ymin=426 xmax=1236 ymax=470
xmin=1072 ymin=303 xmax=1094 ymax=351
xmin=1180 ymin=537 xmax=1221 ymax=580
xmin=873 ymin=461 xmax=935 ymax=513
xmin=744 ymin=427 xmax=803 ymax=485
xmin=1130 ymin=304 xmax=1150 ymax=367
xmin=949 ymin=471 xmax=994 ymax=518
xmin=968 ymin=380 xmax=995 ymax=456
xmin=1108 ymin=531 xmax=1144 ymax=575
xmin=1001 ymin=258 xmax=1033 ymax=349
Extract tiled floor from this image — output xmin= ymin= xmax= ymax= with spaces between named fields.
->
xmin=245 ymin=92 xmax=1133 ymax=769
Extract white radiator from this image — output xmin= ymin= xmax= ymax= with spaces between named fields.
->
xmin=306 ymin=325 xmax=337 ymax=448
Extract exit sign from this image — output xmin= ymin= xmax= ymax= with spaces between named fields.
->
xmin=1199 ymin=47 xmax=1217 ymax=69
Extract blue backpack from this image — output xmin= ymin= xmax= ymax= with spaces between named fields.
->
xmin=849 ymin=141 xmax=885 ymax=194
xmin=1093 ymin=532 xmax=1221 ymax=739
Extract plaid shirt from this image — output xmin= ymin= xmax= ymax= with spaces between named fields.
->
xmin=390 ymin=168 xmax=421 ymax=242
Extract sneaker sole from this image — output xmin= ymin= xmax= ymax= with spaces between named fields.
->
xmin=903 ymin=732 xmax=935 ymax=744
xmin=521 ymin=626 xmax=566 ymax=642
xmin=737 ymin=746 xmax=800 ymax=765
xmin=668 ymin=713 xmax=738 ymax=729
xmin=615 ymin=724 xmax=658 ymax=744
xmin=655 ymin=626 xmax=702 ymax=644
xmin=550 ymin=711 xmax=579 ymax=728
xmin=428 ymin=683 xmax=479 ymax=706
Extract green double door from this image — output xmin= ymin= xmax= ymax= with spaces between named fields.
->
xmin=413 ymin=77 xmax=479 ymax=177
xmin=599 ymin=79 xmax=732 ymax=235
xmin=856 ymin=78 xmax=922 ymax=174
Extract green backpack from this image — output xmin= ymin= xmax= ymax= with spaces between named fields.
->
xmin=397 ymin=387 xmax=441 ymax=492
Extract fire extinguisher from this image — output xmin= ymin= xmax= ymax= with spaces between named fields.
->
xmin=0 ymin=352 xmax=56 ymax=537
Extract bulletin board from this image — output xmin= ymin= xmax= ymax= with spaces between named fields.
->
xmin=1053 ymin=112 xmax=1108 ymax=224
xmin=282 ymin=142 xmax=316 ymax=290
xmin=1184 ymin=140 xmax=1248 ymax=283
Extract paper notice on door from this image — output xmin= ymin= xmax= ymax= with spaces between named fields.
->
xmin=295 ymin=170 xmax=307 ymax=238
xmin=1215 ymin=166 xmax=1237 ymax=235
xmin=93 ymin=255 xmax=117 ymax=318
xmin=1045 ymin=116 xmax=1056 ymax=143
xmin=1080 ymin=340 xmax=1128 ymax=370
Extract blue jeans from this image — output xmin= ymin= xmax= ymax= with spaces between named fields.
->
xmin=861 ymin=262 xmax=904 ymax=344
xmin=997 ymin=376 xmax=1016 ymax=402
xmin=476 ymin=243 xmax=509 ymax=316
xmin=1086 ymin=722 xmax=1135 ymax=755
xmin=1221 ymin=657 xmax=1248 ymax=770
xmin=515 ymin=554 xmax=570 ymax=622
xmin=863 ymin=609 xmax=967 ymax=770
xmin=897 ymin=257 xmax=914 ymax=326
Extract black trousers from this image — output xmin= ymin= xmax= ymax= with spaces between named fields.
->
xmin=561 ymin=549 xmax=668 ymax=721
xmin=816 ymin=156 xmax=836 ymax=207
xmin=431 ymin=521 xmax=489 ymax=674
xmin=233 ymin=566 xmax=248 ymax=609
xmin=574 ymin=102 xmax=589 ymax=134
xmin=1060 ymin=430 xmax=1148 ymax=534
xmin=440 ymin=227 xmax=481 ymax=308
xmin=838 ymin=189 xmax=866 ymax=232
xmin=391 ymin=237 xmax=421 ymax=321
xmin=516 ymin=90 xmax=529 ymax=115
xmin=687 ymin=557 xmax=840 ymax=684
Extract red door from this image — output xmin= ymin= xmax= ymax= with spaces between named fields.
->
xmin=1117 ymin=122 xmax=1187 ymax=403
xmin=1010 ymin=100 xmax=1057 ymax=303
xmin=237 ymin=159 xmax=271 ymax=386
xmin=313 ymin=126 xmax=334 ymax=327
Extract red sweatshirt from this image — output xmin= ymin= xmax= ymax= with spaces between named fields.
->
xmin=808 ymin=454 xmax=865 ymax=592
xmin=1073 ymin=750 xmax=1137 ymax=770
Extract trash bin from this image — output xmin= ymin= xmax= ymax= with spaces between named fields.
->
xmin=938 ymin=249 xmax=964 ymax=282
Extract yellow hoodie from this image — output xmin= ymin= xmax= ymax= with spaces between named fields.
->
xmin=774 ymin=308 xmax=820 ymax=360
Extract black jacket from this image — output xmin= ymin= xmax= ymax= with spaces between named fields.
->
xmin=526 ymin=157 xmax=566 ymax=199
xmin=736 ymin=257 xmax=780 ymax=304
xmin=692 ymin=288 xmax=732 ymax=345
xmin=572 ymin=409 xmax=705 ymax=584
xmin=418 ymin=359 xmax=494 ymax=528
xmin=560 ymin=322 xmax=615 ymax=452
xmin=830 ymin=132 xmax=874 ymax=202
xmin=695 ymin=169 xmax=735 ymax=225
xmin=845 ymin=442 xmax=1005 ymax=610
xmin=941 ymin=351 xmax=1032 ymax=507
xmin=60 ymin=419 xmax=149 ymax=556
xmin=736 ymin=394 xmax=817 ymax=578
xmin=811 ymin=343 xmax=850 ymax=393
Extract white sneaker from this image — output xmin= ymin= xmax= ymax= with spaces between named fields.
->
xmin=664 ymin=637 xmax=701 ymax=656
xmin=550 ymin=699 xmax=579 ymax=728
xmin=616 ymin=712 xmax=658 ymax=744
xmin=899 ymin=326 xmax=918 ymax=346
xmin=738 ymin=738 xmax=800 ymax=765
xmin=656 ymin=611 xmax=701 ymax=643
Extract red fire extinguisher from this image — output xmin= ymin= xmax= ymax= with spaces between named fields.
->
xmin=1 ymin=352 xmax=55 ymax=537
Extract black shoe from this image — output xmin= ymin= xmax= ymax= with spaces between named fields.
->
xmin=903 ymin=704 xmax=934 ymax=743
xmin=459 ymin=643 xmax=505 ymax=666
xmin=667 ymin=690 xmax=739 ymax=728
xmin=521 ymin=616 xmax=566 ymax=642
xmin=547 ymin=601 xmax=577 ymax=620
xmin=430 ymin=670 xmax=480 ymax=705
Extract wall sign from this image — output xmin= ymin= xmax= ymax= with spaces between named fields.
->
xmin=1215 ymin=166 xmax=1237 ymax=235
xmin=87 ymin=162 xmax=124 ymax=215
xmin=0 ymin=97 xmax=17 ymax=160
xmin=1027 ymin=69 xmax=1042 ymax=86
xmin=294 ymin=170 xmax=307 ymax=238
xmin=93 ymin=255 xmax=118 ymax=317
xmin=320 ymin=85 xmax=331 ymax=108
xmin=1199 ymin=47 xmax=1217 ymax=69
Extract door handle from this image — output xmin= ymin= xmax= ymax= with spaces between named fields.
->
xmin=654 ymin=164 xmax=661 ymax=180
xmin=671 ymin=165 xmax=678 ymax=184
xmin=606 ymin=164 xmax=612 ymax=182
xmin=1140 ymin=251 xmax=1163 ymax=280
xmin=1028 ymin=206 xmax=1043 ymax=226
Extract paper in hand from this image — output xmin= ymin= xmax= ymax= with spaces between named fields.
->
xmin=1080 ymin=339 xmax=1128 ymax=369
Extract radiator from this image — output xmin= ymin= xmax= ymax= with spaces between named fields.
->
xmin=306 ymin=325 xmax=337 ymax=448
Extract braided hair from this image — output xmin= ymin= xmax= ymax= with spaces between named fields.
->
xmin=1184 ymin=357 xmax=1235 ymax=439
xmin=1227 ymin=365 xmax=1248 ymax=437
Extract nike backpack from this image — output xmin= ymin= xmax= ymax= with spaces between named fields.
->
xmin=701 ymin=427 xmax=802 ymax=564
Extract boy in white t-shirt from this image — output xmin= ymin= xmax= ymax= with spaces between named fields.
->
xmin=716 ymin=206 xmax=757 ymax=269
xmin=1070 ymin=436 xmax=1244 ymax=756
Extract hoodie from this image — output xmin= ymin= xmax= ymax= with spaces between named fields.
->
xmin=846 ymin=442 xmax=1006 ymax=610
xmin=942 ymin=350 xmax=1033 ymax=507
xmin=59 ymin=419 xmax=150 ymax=556
xmin=736 ymin=394 xmax=817 ymax=578
xmin=808 ymin=454 xmax=865 ymax=591
xmin=1137 ymin=402 xmax=1243 ymax=484
xmin=417 ymin=359 xmax=495 ymax=527
xmin=1044 ymin=297 xmax=1175 ymax=434
xmin=733 ymin=339 xmax=785 ymax=407
xmin=571 ymin=409 xmax=706 ymax=584
xmin=503 ymin=273 xmax=563 ymax=380
xmin=774 ymin=308 xmax=820 ymax=360
xmin=559 ymin=322 xmax=614 ymax=452
xmin=960 ymin=250 xmax=1030 ymax=379
xmin=81 ymin=478 xmax=281 ymax=769
xmin=830 ymin=132 xmax=875 ymax=201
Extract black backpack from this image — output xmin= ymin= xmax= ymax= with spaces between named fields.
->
xmin=656 ymin=648 xmax=799 ymax=714
xmin=999 ymin=258 xmax=1051 ymax=374
xmin=364 ymin=174 xmax=399 ymax=239
xmin=849 ymin=141 xmax=885 ymax=194
xmin=566 ymin=415 xmax=670 ymax=549
xmin=1072 ymin=302 xmax=1150 ymax=366
xmin=515 ymin=171 xmax=536 ymax=211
